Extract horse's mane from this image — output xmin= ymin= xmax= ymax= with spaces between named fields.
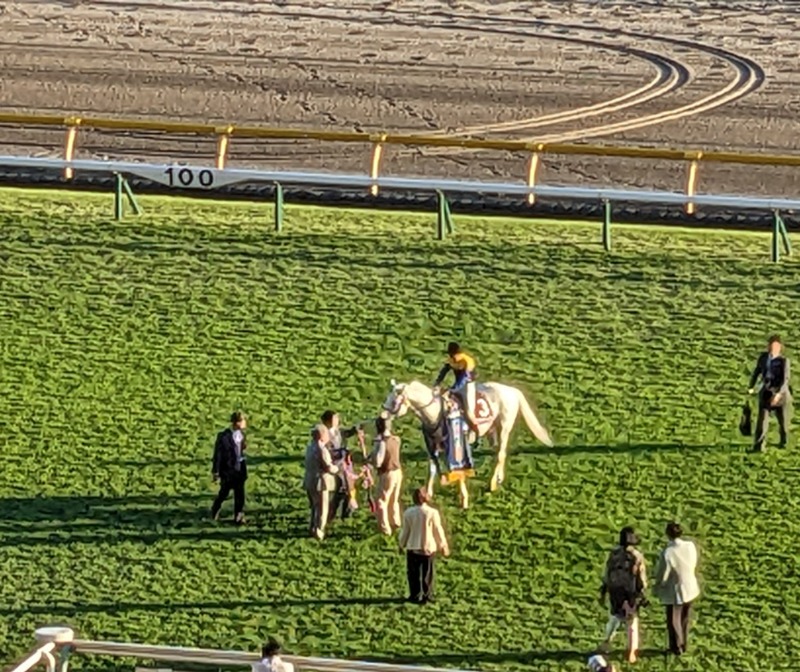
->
xmin=405 ymin=380 xmax=432 ymax=393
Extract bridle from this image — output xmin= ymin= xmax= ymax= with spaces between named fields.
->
xmin=385 ymin=384 xmax=442 ymax=420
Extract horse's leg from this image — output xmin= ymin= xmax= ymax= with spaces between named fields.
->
xmin=496 ymin=424 xmax=513 ymax=488
xmin=459 ymin=478 xmax=469 ymax=509
xmin=488 ymin=420 xmax=501 ymax=491
xmin=489 ymin=421 xmax=513 ymax=492
xmin=426 ymin=457 xmax=440 ymax=499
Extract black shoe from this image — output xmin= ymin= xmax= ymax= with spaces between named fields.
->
xmin=406 ymin=596 xmax=421 ymax=604
xmin=749 ymin=446 xmax=765 ymax=453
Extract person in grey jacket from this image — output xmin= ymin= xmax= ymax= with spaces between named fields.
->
xmin=654 ymin=522 xmax=700 ymax=657
xmin=748 ymin=334 xmax=791 ymax=452
xmin=303 ymin=425 xmax=339 ymax=540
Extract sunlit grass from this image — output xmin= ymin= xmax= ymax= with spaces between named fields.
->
xmin=1 ymin=188 xmax=799 ymax=671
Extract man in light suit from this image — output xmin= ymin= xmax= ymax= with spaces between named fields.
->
xmin=303 ymin=424 xmax=338 ymax=540
xmin=211 ymin=411 xmax=248 ymax=525
xmin=654 ymin=522 xmax=700 ymax=657
xmin=398 ymin=488 xmax=449 ymax=604
xmin=748 ymin=334 xmax=791 ymax=452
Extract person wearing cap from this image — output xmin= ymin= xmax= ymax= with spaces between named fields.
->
xmin=369 ymin=416 xmax=403 ymax=535
xmin=654 ymin=522 xmax=700 ymax=657
xmin=211 ymin=411 xmax=249 ymax=525
xmin=398 ymin=487 xmax=450 ymax=604
xmin=251 ymin=637 xmax=294 ymax=672
xmin=433 ymin=342 xmax=479 ymax=437
xmin=748 ymin=334 xmax=791 ymax=452
xmin=303 ymin=424 xmax=339 ymax=540
xmin=598 ymin=526 xmax=648 ymax=664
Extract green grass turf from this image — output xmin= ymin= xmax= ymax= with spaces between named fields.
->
xmin=1 ymin=188 xmax=800 ymax=672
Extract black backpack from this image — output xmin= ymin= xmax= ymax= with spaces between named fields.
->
xmin=605 ymin=546 xmax=639 ymax=595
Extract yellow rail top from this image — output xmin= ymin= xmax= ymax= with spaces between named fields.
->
xmin=1 ymin=111 xmax=799 ymax=167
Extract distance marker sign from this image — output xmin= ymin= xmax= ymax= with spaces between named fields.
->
xmin=125 ymin=165 xmax=248 ymax=190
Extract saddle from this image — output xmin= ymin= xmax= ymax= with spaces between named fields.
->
xmin=443 ymin=388 xmax=493 ymax=424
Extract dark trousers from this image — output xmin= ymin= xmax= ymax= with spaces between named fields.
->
xmin=406 ymin=551 xmax=435 ymax=603
xmin=666 ymin=602 xmax=692 ymax=655
xmin=753 ymin=394 xmax=789 ymax=451
xmin=329 ymin=478 xmax=353 ymax=522
xmin=211 ymin=472 xmax=246 ymax=518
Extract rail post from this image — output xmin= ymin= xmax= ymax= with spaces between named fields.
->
xmin=57 ymin=644 xmax=73 ymax=672
xmin=526 ymin=144 xmax=544 ymax=205
xmin=369 ymin=133 xmax=387 ymax=196
xmin=771 ymin=210 xmax=791 ymax=262
xmin=113 ymin=173 xmax=141 ymax=220
xmin=436 ymin=190 xmax=453 ymax=240
xmin=602 ymin=199 xmax=612 ymax=251
xmin=114 ymin=173 xmax=124 ymax=220
xmin=685 ymin=151 xmax=702 ymax=215
xmin=215 ymin=125 xmax=234 ymax=170
xmin=63 ymin=117 xmax=81 ymax=180
xmin=274 ymin=182 xmax=284 ymax=232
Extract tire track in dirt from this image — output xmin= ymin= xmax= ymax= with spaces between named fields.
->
xmin=403 ymin=9 xmax=764 ymax=150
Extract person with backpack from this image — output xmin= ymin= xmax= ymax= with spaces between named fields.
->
xmin=598 ymin=527 xmax=648 ymax=664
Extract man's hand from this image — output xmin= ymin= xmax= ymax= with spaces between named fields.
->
xmin=748 ymin=388 xmax=755 ymax=395
xmin=772 ymin=393 xmax=783 ymax=406
xmin=442 ymin=547 xmax=450 ymax=558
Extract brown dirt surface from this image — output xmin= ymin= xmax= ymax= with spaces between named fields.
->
xmin=1 ymin=0 xmax=799 ymax=199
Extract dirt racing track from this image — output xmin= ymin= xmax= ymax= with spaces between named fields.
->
xmin=1 ymin=0 xmax=799 ymax=212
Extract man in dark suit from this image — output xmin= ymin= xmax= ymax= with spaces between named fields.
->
xmin=211 ymin=411 xmax=248 ymax=524
xmin=748 ymin=335 xmax=791 ymax=453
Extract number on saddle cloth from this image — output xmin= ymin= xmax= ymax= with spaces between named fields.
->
xmin=444 ymin=404 xmax=473 ymax=473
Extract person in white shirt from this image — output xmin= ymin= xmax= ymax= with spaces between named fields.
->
xmin=654 ymin=522 xmax=700 ymax=657
xmin=251 ymin=637 xmax=294 ymax=672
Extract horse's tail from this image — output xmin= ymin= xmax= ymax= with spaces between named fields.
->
xmin=515 ymin=388 xmax=553 ymax=447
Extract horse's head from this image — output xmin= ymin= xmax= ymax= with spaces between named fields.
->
xmin=382 ymin=379 xmax=411 ymax=418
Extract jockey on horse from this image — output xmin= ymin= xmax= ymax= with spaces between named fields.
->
xmin=433 ymin=341 xmax=480 ymax=445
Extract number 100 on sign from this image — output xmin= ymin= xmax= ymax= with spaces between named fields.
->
xmin=165 ymin=167 xmax=214 ymax=188
xmin=126 ymin=165 xmax=245 ymax=190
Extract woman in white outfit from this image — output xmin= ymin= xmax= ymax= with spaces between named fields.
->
xmin=251 ymin=638 xmax=294 ymax=672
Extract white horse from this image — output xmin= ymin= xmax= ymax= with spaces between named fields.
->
xmin=382 ymin=379 xmax=553 ymax=495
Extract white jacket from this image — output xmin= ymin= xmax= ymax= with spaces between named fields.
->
xmin=251 ymin=656 xmax=295 ymax=672
xmin=655 ymin=538 xmax=700 ymax=605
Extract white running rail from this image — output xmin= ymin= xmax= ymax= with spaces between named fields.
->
xmin=1 ymin=154 xmax=800 ymax=211
xmin=4 ymin=628 xmax=476 ymax=672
